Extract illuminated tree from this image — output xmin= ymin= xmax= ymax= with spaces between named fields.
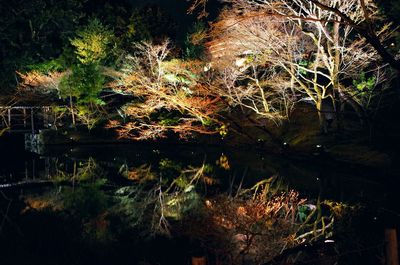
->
xmin=17 ymin=19 xmax=113 ymax=129
xmin=190 ymin=0 xmax=399 ymax=71
xmin=207 ymin=13 xmax=300 ymax=125
xmin=58 ymin=19 xmax=113 ymax=128
xmin=206 ymin=0 xmax=395 ymax=130
xmin=107 ymin=40 xmax=225 ymax=140
xmin=70 ymin=18 xmax=113 ymax=65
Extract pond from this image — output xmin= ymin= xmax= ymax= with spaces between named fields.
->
xmin=0 ymin=136 xmax=399 ymax=265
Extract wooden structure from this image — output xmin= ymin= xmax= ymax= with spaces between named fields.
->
xmin=0 ymin=106 xmax=55 ymax=134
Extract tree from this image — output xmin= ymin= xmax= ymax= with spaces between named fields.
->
xmin=69 ymin=18 xmax=114 ymax=65
xmin=107 ymin=40 xmax=225 ymax=140
xmin=190 ymin=0 xmax=400 ymax=71
xmin=17 ymin=19 xmax=113 ymax=129
xmin=205 ymin=0 xmax=394 ymax=130
xmin=58 ymin=19 xmax=113 ymax=128
xmin=207 ymin=12 xmax=300 ymax=125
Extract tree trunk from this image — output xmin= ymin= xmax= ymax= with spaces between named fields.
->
xmin=316 ymin=100 xmax=326 ymax=134
xmin=69 ymin=94 xmax=76 ymax=127
xmin=332 ymin=20 xmax=342 ymax=131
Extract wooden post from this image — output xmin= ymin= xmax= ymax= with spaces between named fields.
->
xmin=385 ymin=228 xmax=399 ymax=265
xmin=31 ymin=108 xmax=35 ymax=133
xmin=23 ymin=108 xmax=27 ymax=128
xmin=7 ymin=108 xmax=11 ymax=126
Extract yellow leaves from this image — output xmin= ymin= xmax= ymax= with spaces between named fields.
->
xmin=127 ymin=24 xmax=136 ymax=37
xmin=216 ymin=153 xmax=230 ymax=170
xmin=71 ymin=35 xmax=109 ymax=64
xmin=219 ymin=124 xmax=228 ymax=137
xmin=70 ymin=19 xmax=113 ymax=65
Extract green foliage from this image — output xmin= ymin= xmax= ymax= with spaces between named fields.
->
xmin=70 ymin=19 xmax=114 ymax=65
xmin=123 ymin=6 xmax=177 ymax=45
xmin=26 ymin=58 xmax=66 ymax=74
xmin=159 ymin=159 xmax=182 ymax=172
xmin=353 ymin=72 xmax=376 ymax=93
xmin=297 ymin=59 xmax=309 ymax=76
xmin=201 ymin=118 xmax=213 ymax=126
xmin=59 ymin=63 xmax=105 ymax=104
xmin=157 ymin=111 xmax=181 ymax=126
xmin=159 ymin=117 xmax=180 ymax=126
xmin=184 ymin=21 xmax=207 ymax=59
xmin=113 ymin=186 xmax=153 ymax=228
xmin=125 ymin=9 xmax=152 ymax=42
xmin=63 ymin=180 xmax=108 ymax=220
xmin=54 ymin=19 xmax=111 ymax=130
xmin=203 ymin=163 xmax=214 ymax=174
xmin=297 ymin=205 xmax=313 ymax=223
xmin=75 ymin=105 xmax=104 ymax=130
xmin=164 ymin=190 xmax=200 ymax=219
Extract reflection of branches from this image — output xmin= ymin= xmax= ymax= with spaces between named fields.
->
xmin=52 ymin=157 xmax=102 ymax=183
xmin=172 ymin=175 xmax=341 ymax=265
xmin=0 ymin=191 xmax=22 ymax=236
xmin=123 ymin=164 xmax=155 ymax=183
xmin=152 ymin=175 xmax=171 ymax=235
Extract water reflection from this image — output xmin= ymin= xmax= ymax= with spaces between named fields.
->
xmin=11 ymin=156 xmax=342 ymax=265
xmin=0 ymin=145 xmax=397 ymax=265
xmin=0 ymin=144 xmax=390 ymax=204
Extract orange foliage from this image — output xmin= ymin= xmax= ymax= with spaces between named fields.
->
xmin=108 ymin=41 xmax=226 ymax=140
xmin=17 ymin=71 xmax=65 ymax=92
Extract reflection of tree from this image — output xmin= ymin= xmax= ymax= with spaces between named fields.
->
xmin=115 ymin=160 xmax=216 ymax=235
xmin=173 ymin=176 xmax=338 ymax=265
xmin=52 ymin=157 xmax=104 ymax=183
xmin=19 ymin=157 xmax=351 ymax=264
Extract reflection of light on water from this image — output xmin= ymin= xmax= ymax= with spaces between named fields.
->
xmin=216 ymin=153 xmax=230 ymax=170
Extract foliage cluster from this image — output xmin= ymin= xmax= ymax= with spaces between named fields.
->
xmin=8 ymin=0 xmax=400 ymax=140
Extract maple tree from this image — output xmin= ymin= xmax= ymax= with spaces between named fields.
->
xmin=107 ymin=40 xmax=225 ymax=140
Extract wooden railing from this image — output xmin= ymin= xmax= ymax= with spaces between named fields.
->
xmin=0 ymin=106 xmax=55 ymax=134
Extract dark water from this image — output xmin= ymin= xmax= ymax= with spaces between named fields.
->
xmin=1 ymin=136 xmax=397 ymax=204
xmin=0 ymin=135 xmax=399 ymax=265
